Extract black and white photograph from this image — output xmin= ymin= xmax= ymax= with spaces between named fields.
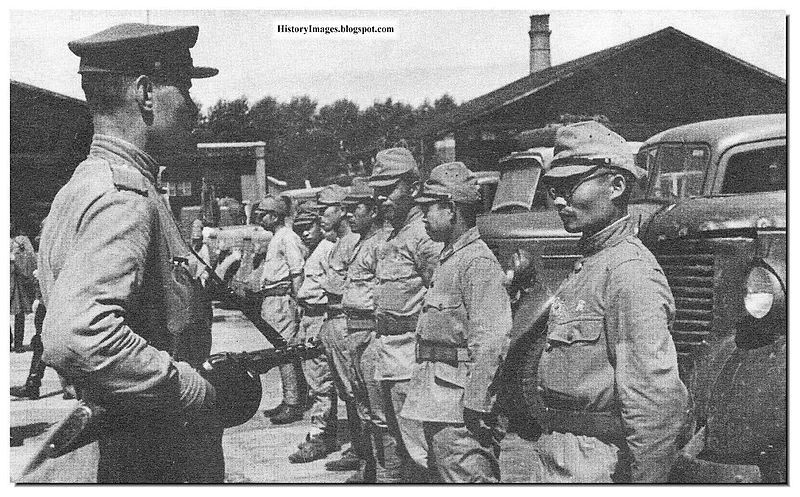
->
xmin=7 ymin=4 xmax=788 ymax=485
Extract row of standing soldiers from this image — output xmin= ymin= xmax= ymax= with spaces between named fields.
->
xmin=246 ymin=148 xmax=512 ymax=482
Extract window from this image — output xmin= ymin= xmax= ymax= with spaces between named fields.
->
xmin=163 ymin=180 xmax=193 ymax=197
xmin=491 ymin=165 xmax=545 ymax=212
xmin=721 ymin=145 xmax=786 ymax=194
xmin=646 ymin=144 xmax=709 ymax=200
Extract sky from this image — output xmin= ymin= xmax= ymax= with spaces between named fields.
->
xmin=7 ymin=5 xmax=788 ymax=113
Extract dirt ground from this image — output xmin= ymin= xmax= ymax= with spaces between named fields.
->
xmin=10 ymin=306 xmax=537 ymax=484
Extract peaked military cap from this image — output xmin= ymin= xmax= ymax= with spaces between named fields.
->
xmin=415 ymin=162 xmax=480 ymax=205
xmin=342 ymin=177 xmax=375 ymax=205
xmin=256 ymin=196 xmax=287 ymax=217
xmin=545 ymin=121 xmax=646 ymax=180
xmin=368 ymin=148 xmax=419 ymax=187
xmin=68 ymin=23 xmax=218 ymax=79
xmin=317 ymin=184 xmax=349 ymax=207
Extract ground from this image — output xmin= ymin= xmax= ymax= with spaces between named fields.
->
xmin=10 ymin=306 xmax=537 ymax=483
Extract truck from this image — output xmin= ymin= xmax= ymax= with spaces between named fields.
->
xmin=479 ymin=114 xmax=786 ymax=482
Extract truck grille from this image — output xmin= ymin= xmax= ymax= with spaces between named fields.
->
xmin=655 ymin=242 xmax=715 ymax=362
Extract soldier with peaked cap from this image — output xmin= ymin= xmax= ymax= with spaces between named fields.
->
xmin=367 ymin=148 xmax=442 ymax=483
xmin=289 ymin=185 xmax=349 ymax=464
xmin=532 ymin=121 xmax=689 ymax=482
xmin=255 ymin=194 xmax=308 ymax=425
xmin=324 ymin=179 xmax=391 ymax=481
xmin=37 ymin=24 xmax=225 ymax=483
xmin=402 ymin=162 xmax=512 ymax=482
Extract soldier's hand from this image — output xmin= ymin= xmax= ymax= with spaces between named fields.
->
xmin=463 ymin=407 xmax=497 ymax=448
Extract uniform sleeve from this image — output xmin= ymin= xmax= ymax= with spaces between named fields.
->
xmin=413 ymin=230 xmax=443 ymax=287
xmin=607 ymin=259 xmax=689 ymax=482
xmin=42 ymin=191 xmax=180 ymax=408
xmin=284 ymin=233 xmax=305 ymax=276
xmin=461 ymin=257 xmax=512 ymax=412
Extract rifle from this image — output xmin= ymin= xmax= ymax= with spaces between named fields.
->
xmin=18 ymin=249 xmax=321 ymax=480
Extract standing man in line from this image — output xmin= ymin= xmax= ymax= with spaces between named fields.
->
xmin=37 ymin=24 xmax=223 ymax=483
xmin=402 ymin=162 xmax=512 ymax=482
xmin=289 ymin=186 xmax=345 ymax=463
xmin=367 ymin=148 xmax=443 ymax=483
xmin=314 ymin=185 xmax=365 ymax=465
xmin=533 ymin=121 xmax=689 ymax=483
xmin=257 ymin=195 xmax=307 ymax=425
xmin=332 ymin=178 xmax=391 ymax=482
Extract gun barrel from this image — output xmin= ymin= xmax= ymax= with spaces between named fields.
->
xmin=235 ymin=341 xmax=325 ymax=375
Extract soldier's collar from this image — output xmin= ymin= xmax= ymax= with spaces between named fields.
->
xmin=91 ymin=134 xmax=160 ymax=184
xmin=578 ymin=215 xmax=633 ymax=257
xmin=440 ymin=226 xmax=481 ymax=263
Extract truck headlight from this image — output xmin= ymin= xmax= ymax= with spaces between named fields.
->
xmin=744 ymin=266 xmax=780 ymax=319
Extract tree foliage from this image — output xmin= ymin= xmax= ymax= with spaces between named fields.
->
xmin=193 ymin=93 xmax=460 ymax=187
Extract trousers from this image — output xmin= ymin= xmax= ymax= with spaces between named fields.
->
xmin=530 ymin=431 xmax=624 ymax=483
xmin=371 ymin=379 xmax=430 ymax=483
xmin=424 ymin=422 xmax=501 ymax=483
xmin=299 ymin=313 xmax=337 ymax=436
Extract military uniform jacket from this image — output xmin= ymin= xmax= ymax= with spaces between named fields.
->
xmin=537 ymin=216 xmax=689 ymax=482
xmin=402 ymin=227 xmax=511 ymax=423
xmin=341 ymin=227 xmax=390 ymax=313
xmin=374 ymin=207 xmax=443 ymax=380
xmin=38 ymin=135 xmax=212 ymax=407
xmin=297 ymin=239 xmax=335 ymax=305
xmin=322 ymin=231 xmax=360 ymax=309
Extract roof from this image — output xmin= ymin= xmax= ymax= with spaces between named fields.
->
xmin=11 ymin=79 xmax=87 ymax=107
xmin=642 ymin=113 xmax=786 ymax=148
xmin=410 ymin=27 xmax=785 ymax=140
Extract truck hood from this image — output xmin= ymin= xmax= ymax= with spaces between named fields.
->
xmin=643 ymin=191 xmax=786 ymax=242
xmin=477 ymin=210 xmax=571 ymax=240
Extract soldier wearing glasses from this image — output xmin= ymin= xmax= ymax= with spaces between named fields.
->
xmin=532 ymin=121 xmax=688 ymax=483
xmin=402 ymin=162 xmax=512 ymax=482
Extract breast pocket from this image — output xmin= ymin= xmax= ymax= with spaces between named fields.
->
xmin=421 ymin=292 xmax=465 ymax=342
xmin=546 ymin=317 xmax=603 ymax=347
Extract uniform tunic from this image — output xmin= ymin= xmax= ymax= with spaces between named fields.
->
xmin=534 ymin=215 xmax=689 ymax=483
xmin=402 ymin=226 xmax=511 ymax=423
xmin=258 ymin=224 xmax=305 ymax=340
xmin=373 ymin=207 xmax=442 ymax=380
xmin=37 ymin=134 xmax=219 ymax=482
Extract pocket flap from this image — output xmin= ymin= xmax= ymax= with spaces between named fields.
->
xmin=424 ymin=292 xmax=462 ymax=311
xmin=433 ymin=361 xmax=468 ymax=388
xmin=547 ymin=318 xmax=603 ymax=345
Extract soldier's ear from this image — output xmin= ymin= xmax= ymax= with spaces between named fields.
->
xmin=134 ymin=75 xmax=154 ymax=122
xmin=609 ymin=173 xmax=627 ymax=201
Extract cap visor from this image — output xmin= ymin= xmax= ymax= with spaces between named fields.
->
xmin=367 ymin=177 xmax=400 ymax=188
xmin=543 ymin=165 xmax=595 ymax=179
xmin=414 ymin=195 xmax=440 ymax=205
xmin=190 ymin=66 xmax=219 ymax=78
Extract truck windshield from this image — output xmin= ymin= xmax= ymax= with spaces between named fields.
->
xmin=491 ymin=165 xmax=551 ymax=212
xmin=639 ymin=143 xmax=710 ymax=200
xmin=721 ymin=145 xmax=786 ymax=193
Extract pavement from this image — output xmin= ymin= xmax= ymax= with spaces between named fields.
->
xmin=10 ymin=305 xmax=538 ymax=483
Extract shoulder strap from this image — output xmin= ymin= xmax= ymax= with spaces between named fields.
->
xmin=109 ymin=163 xmax=150 ymax=196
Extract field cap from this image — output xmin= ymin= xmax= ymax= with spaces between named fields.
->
xmin=68 ymin=23 xmax=218 ymax=79
xmin=545 ymin=121 xmax=646 ymax=180
xmin=368 ymin=148 xmax=419 ymax=187
xmin=317 ymin=184 xmax=349 ymax=207
xmin=256 ymin=196 xmax=287 ymax=217
xmin=342 ymin=178 xmax=375 ymax=206
xmin=415 ymin=162 xmax=480 ymax=205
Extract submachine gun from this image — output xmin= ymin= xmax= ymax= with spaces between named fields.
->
xmin=19 ymin=251 xmax=323 ymax=479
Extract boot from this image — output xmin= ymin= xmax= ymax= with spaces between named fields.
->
xmin=325 ymin=446 xmax=362 ymax=471
xmin=270 ymin=403 xmax=304 ymax=425
xmin=288 ymin=433 xmax=340 ymax=463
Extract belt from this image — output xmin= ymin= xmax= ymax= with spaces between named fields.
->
xmin=375 ymin=313 xmax=418 ymax=336
xmin=536 ymin=388 xmax=624 ymax=443
xmin=415 ymin=339 xmax=469 ymax=364
xmin=299 ymin=302 xmax=327 ymax=317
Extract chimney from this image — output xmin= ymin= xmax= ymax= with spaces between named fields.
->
xmin=529 ymin=14 xmax=551 ymax=74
